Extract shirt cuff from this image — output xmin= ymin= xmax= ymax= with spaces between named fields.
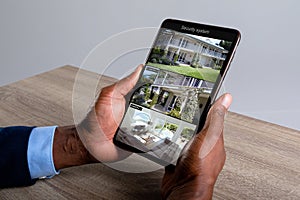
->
xmin=27 ymin=126 xmax=60 ymax=179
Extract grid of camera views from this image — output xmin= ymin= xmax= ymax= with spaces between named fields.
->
xmin=116 ymin=28 xmax=232 ymax=165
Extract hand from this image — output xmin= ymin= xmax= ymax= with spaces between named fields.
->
xmin=161 ymin=94 xmax=232 ymax=200
xmin=77 ymin=65 xmax=143 ymax=162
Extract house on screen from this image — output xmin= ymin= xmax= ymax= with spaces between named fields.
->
xmin=153 ymin=29 xmax=228 ymax=68
xmin=133 ymin=66 xmax=211 ymax=124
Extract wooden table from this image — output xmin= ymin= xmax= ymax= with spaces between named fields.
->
xmin=0 ymin=65 xmax=299 ymax=199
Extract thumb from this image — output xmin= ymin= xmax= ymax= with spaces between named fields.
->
xmin=199 ymin=93 xmax=232 ymax=158
xmin=114 ymin=64 xmax=143 ymax=97
xmin=187 ymin=94 xmax=232 ymax=157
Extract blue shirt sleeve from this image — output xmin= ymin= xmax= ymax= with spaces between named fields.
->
xmin=27 ymin=126 xmax=59 ymax=179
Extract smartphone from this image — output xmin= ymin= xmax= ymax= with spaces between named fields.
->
xmin=113 ymin=18 xmax=241 ymax=166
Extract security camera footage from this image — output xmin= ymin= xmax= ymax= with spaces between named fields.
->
xmin=115 ymin=28 xmax=232 ymax=165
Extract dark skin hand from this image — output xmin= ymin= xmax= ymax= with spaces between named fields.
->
xmin=162 ymin=94 xmax=232 ymax=200
xmin=53 ymin=65 xmax=143 ymax=169
xmin=52 ymin=65 xmax=232 ymax=200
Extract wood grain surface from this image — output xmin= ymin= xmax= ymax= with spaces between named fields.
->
xmin=0 ymin=65 xmax=299 ymax=200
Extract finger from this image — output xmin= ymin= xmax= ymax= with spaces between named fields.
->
xmin=114 ymin=64 xmax=143 ymax=97
xmin=199 ymin=94 xmax=232 ymax=158
xmin=199 ymin=104 xmax=226 ymax=158
xmin=188 ymin=94 xmax=232 ymax=155
xmin=220 ymin=93 xmax=232 ymax=109
xmin=205 ymin=93 xmax=232 ymax=133
xmin=109 ymin=65 xmax=143 ymax=137
xmin=202 ymin=93 xmax=232 ymax=130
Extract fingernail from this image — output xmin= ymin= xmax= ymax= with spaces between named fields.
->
xmin=221 ymin=94 xmax=232 ymax=109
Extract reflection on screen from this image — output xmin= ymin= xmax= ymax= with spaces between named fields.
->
xmin=116 ymin=28 xmax=232 ymax=165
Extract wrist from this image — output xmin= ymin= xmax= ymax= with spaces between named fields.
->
xmin=192 ymin=183 xmax=214 ymax=200
xmin=53 ymin=125 xmax=97 ymax=170
xmin=167 ymin=186 xmax=214 ymax=200
xmin=165 ymin=179 xmax=215 ymax=200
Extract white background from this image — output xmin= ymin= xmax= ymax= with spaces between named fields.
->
xmin=0 ymin=0 xmax=299 ymax=130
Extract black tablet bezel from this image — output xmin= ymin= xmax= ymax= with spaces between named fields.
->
xmin=113 ymin=18 xmax=241 ymax=166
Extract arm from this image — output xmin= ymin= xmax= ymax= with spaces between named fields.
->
xmin=0 ymin=65 xmax=142 ymax=188
xmin=52 ymin=92 xmax=232 ymax=200
xmin=53 ymin=65 xmax=232 ymax=200
xmin=52 ymin=125 xmax=97 ymax=170
xmin=1 ymin=64 xmax=229 ymax=199
xmin=0 ymin=126 xmax=36 ymax=188
xmin=45 ymin=66 xmax=143 ymax=172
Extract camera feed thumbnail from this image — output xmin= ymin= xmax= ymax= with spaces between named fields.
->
xmin=116 ymin=28 xmax=232 ymax=165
